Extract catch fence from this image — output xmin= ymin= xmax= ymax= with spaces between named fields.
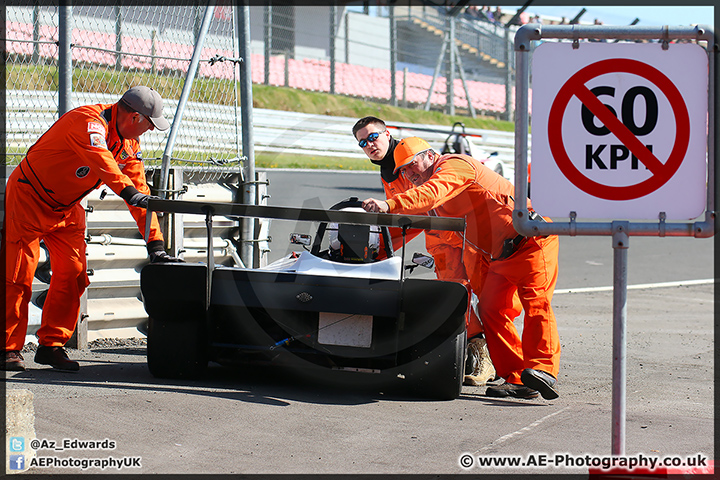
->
xmin=5 ymin=4 xmax=516 ymax=169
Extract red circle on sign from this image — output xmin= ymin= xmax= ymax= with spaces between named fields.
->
xmin=548 ymin=58 xmax=690 ymax=201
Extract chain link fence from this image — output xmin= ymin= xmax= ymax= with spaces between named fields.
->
xmin=5 ymin=5 xmax=516 ymax=170
xmin=5 ymin=4 xmax=244 ymax=177
xmin=254 ymin=4 xmax=516 ymax=118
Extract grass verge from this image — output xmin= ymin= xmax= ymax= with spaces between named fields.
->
xmin=7 ymin=63 xmax=513 ymax=170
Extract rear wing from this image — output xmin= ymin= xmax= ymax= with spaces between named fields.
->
xmin=147 ymin=198 xmax=465 ymax=232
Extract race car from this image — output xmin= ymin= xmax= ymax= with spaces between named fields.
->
xmin=388 ymin=121 xmax=518 ymax=184
xmin=140 ymin=198 xmax=469 ymax=400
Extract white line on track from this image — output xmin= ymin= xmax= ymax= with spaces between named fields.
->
xmin=555 ymin=278 xmax=714 ymax=294
xmin=475 ymin=406 xmax=573 ymax=454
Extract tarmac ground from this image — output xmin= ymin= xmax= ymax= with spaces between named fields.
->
xmin=4 ymin=282 xmax=714 ymax=476
xmin=4 ymin=171 xmax=715 ymax=476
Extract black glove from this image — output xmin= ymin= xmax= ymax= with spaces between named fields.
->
xmin=149 ymin=250 xmax=185 ymax=263
xmin=127 ymin=192 xmax=160 ymax=209
xmin=119 ymin=186 xmax=159 ymax=209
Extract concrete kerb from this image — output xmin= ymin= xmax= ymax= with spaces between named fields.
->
xmin=5 ymin=389 xmax=36 ymax=474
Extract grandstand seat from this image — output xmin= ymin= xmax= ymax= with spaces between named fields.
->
xmin=73 ymin=30 xmax=116 ymax=66
xmin=6 ymin=22 xmax=33 ymax=56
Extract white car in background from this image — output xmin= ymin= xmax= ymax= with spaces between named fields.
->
xmin=436 ymin=122 xmax=515 ymax=183
xmin=388 ymin=122 xmax=517 ymax=184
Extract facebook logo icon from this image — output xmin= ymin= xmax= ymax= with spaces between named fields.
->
xmin=9 ymin=437 xmax=24 ymax=452
xmin=9 ymin=455 xmax=25 ymax=471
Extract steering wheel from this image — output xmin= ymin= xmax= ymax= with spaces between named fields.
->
xmin=310 ymin=197 xmax=394 ymax=261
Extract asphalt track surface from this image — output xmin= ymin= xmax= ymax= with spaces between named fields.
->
xmin=4 ymin=170 xmax=715 ymax=476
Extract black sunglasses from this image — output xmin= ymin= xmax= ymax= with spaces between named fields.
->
xmin=358 ymin=131 xmax=383 ymax=148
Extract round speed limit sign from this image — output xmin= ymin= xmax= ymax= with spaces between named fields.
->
xmin=531 ymin=42 xmax=708 ymax=220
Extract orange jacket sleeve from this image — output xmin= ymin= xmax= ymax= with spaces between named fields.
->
xmin=386 ymin=158 xmax=475 ymax=215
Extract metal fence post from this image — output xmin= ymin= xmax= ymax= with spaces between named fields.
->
xmin=425 ymin=26 xmax=449 ymax=112
xmin=237 ymin=4 xmax=256 ymax=268
xmin=264 ymin=5 xmax=271 ymax=86
xmin=151 ymin=30 xmax=157 ymax=75
xmin=171 ymin=169 xmax=185 ymax=261
xmin=330 ymin=3 xmax=336 ymax=95
xmin=504 ymin=26 xmax=513 ymax=122
xmin=32 ymin=2 xmax=40 ymax=64
xmin=59 ymin=2 xmax=85 ymax=348
xmin=115 ymin=6 xmax=122 ymax=71
xmin=58 ymin=2 xmax=72 ymax=115
xmin=389 ymin=4 xmax=397 ymax=107
xmin=344 ymin=11 xmax=349 ymax=64
xmin=193 ymin=5 xmax=202 ymax=45
xmin=447 ymin=15 xmax=455 ymax=116
xmin=402 ymin=67 xmax=408 ymax=108
xmin=284 ymin=52 xmax=290 ymax=87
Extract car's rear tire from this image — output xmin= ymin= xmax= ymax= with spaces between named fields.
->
xmin=142 ymin=263 xmax=209 ymax=379
xmin=410 ymin=328 xmax=466 ymax=400
xmin=147 ymin=314 xmax=208 ymax=379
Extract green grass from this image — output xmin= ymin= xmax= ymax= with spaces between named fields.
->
xmin=254 ymin=151 xmax=378 ymax=170
xmin=251 ymin=84 xmax=513 ymax=131
xmin=7 ymin=63 xmax=513 ymax=169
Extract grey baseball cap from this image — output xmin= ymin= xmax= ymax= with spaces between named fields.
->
xmin=120 ymin=86 xmax=170 ymax=131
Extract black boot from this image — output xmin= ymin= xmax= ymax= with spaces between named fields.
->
xmin=2 ymin=351 xmax=26 ymax=371
xmin=35 ymin=346 xmax=79 ymax=371
xmin=521 ymin=368 xmax=559 ymax=400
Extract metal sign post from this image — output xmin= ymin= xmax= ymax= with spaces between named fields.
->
xmin=513 ymin=24 xmax=716 ymax=456
xmin=611 ymin=220 xmax=628 ymax=454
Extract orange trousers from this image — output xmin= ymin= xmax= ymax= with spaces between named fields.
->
xmin=3 ymin=168 xmax=90 ymax=351
xmin=467 ymin=235 xmax=561 ymax=384
xmin=429 ymin=242 xmax=486 ymax=338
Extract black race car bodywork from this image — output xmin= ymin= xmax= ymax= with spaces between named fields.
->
xmin=140 ymin=198 xmax=468 ymax=399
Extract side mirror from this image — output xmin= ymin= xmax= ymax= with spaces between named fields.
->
xmin=290 ymin=233 xmax=312 ymax=246
xmin=412 ymin=252 xmax=434 ymax=269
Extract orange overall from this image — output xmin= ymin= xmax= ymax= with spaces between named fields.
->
xmin=386 ymin=153 xmax=561 ymax=383
xmin=381 ymin=168 xmax=485 ymax=337
xmin=3 ymin=103 xmax=163 ymax=351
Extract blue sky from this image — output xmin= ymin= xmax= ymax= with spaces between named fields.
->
xmin=503 ymin=5 xmax=714 ymax=27
xmin=347 ymin=4 xmax=714 ymax=28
